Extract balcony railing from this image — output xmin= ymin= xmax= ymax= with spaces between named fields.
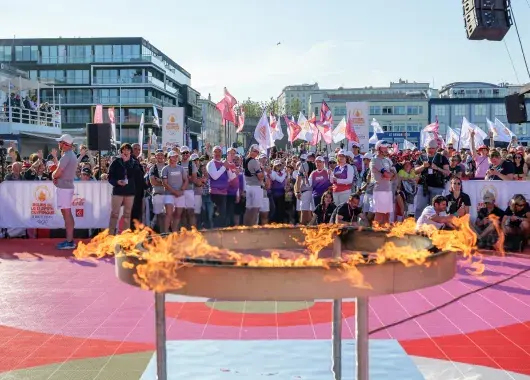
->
xmin=0 ymin=105 xmax=60 ymax=128
xmin=39 ymin=96 xmax=175 ymax=107
xmin=60 ymin=115 xmax=160 ymax=125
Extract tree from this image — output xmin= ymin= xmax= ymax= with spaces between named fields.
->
xmin=286 ymin=98 xmax=302 ymax=116
xmin=240 ymin=98 xmax=262 ymax=118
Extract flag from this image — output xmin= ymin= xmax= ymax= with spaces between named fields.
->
xmin=254 ymin=111 xmax=273 ymax=150
xmin=403 ymin=139 xmax=416 ymax=150
xmin=236 ymin=105 xmax=245 ymax=133
xmin=297 ymin=112 xmax=313 ymax=142
xmin=332 ymin=117 xmax=347 ymax=143
xmin=423 ymin=119 xmax=439 ymax=133
xmin=391 ymin=142 xmax=399 ymax=154
xmin=270 ymin=113 xmax=284 ymax=141
xmin=284 ymin=115 xmax=301 ymax=142
xmin=459 ymin=117 xmax=487 ymax=149
xmin=317 ymin=123 xmax=332 ymax=144
xmin=94 ymin=104 xmax=103 ymax=123
xmin=108 ymin=107 xmax=116 ymax=142
xmin=151 ymin=132 xmax=158 ymax=150
xmin=216 ymin=98 xmax=236 ymax=123
xmin=320 ymin=101 xmax=333 ymax=126
xmin=223 ymin=87 xmax=237 ymax=109
xmin=369 ymin=118 xmax=383 ymax=144
xmin=310 ymin=122 xmax=321 ymax=146
xmin=345 ymin=109 xmax=361 ymax=142
xmin=152 ymin=106 xmax=160 ymax=128
xmin=488 ymin=118 xmax=514 ymax=142
xmin=446 ymin=126 xmax=460 ymax=146
xmin=420 ymin=119 xmax=441 ymax=148
xmin=138 ymin=113 xmax=145 ymax=149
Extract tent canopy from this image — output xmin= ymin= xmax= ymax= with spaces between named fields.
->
xmin=0 ymin=76 xmax=49 ymax=92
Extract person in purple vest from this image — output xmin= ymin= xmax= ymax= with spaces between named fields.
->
xmin=351 ymin=143 xmax=363 ymax=174
xmin=309 ymin=156 xmax=332 ymax=208
xmin=225 ymin=147 xmax=240 ymax=227
xmin=270 ymin=159 xmax=287 ymax=223
xmin=331 ymin=150 xmax=355 ymax=206
xmin=206 ymin=146 xmax=235 ymax=228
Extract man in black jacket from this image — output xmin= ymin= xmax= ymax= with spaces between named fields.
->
xmin=131 ymin=143 xmax=146 ymax=229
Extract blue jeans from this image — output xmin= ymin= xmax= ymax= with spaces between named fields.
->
xmin=415 ymin=185 xmax=445 ymax=219
xmin=201 ymin=194 xmax=214 ymax=229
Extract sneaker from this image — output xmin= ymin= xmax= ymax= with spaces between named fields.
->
xmin=56 ymin=240 xmax=76 ymax=250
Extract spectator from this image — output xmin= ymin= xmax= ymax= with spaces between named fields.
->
xmin=108 ymin=144 xmax=136 ymax=235
xmin=502 ymin=194 xmax=530 ymax=252
xmin=416 ymin=195 xmax=455 ymax=231
xmin=475 ymin=192 xmax=505 ymax=249
xmin=486 ymin=150 xmax=514 ymax=181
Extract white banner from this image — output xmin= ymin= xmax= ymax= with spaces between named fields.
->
xmin=0 ymin=182 xmax=112 ymax=229
xmin=162 ymin=107 xmax=185 ymax=150
xmin=346 ymin=102 xmax=370 ymax=152
xmin=460 ymin=180 xmax=530 ymax=220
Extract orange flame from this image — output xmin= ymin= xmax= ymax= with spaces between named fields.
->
xmin=74 ymin=217 xmax=488 ymax=292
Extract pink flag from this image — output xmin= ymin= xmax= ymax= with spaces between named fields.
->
xmin=310 ymin=123 xmax=320 ymax=146
xmin=108 ymin=107 xmax=115 ymax=123
xmin=216 ymin=99 xmax=236 ymax=123
xmin=284 ymin=115 xmax=301 ymax=142
xmin=317 ymin=123 xmax=333 ymax=144
xmin=94 ymin=104 xmax=103 ymax=123
xmin=224 ymin=87 xmax=237 ymax=109
xmin=320 ymin=100 xmax=333 ymax=126
xmin=236 ymin=106 xmax=245 ymax=133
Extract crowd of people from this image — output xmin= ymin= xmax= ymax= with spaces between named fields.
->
xmin=2 ymin=93 xmax=54 ymax=124
xmin=1 ymin=132 xmax=529 ymax=252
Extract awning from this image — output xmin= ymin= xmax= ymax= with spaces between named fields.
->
xmin=20 ymin=132 xmax=61 ymax=141
xmin=0 ymin=77 xmax=49 ymax=92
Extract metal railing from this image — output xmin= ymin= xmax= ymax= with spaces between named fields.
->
xmin=39 ymin=95 xmax=175 ymax=107
xmin=0 ymin=105 xmax=59 ymax=128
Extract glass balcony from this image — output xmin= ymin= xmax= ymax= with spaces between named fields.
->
xmin=39 ymin=95 xmax=174 ymax=107
xmin=0 ymin=105 xmax=60 ymax=128
xmin=93 ymin=76 xmax=147 ymax=85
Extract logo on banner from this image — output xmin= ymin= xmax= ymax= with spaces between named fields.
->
xmin=72 ymin=196 xmax=86 ymax=218
xmin=348 ymin=109 xmax=366 ymax=125
xmin=31 ymin=185 xmax=55 ymax=225
xmin=477 ymin=184 xmax=498 ymax=210
xmin=166 ymin=114 xmax=181 ymax=135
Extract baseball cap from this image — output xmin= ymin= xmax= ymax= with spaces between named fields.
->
xmin=212 ymin=145 xmax=222 ymax=152
xmin=483 ymin=191 xmax=495 ymax=203
xmin=168 ymin=151 xmax=178 ymax=158
xmin=426 ymin=139 xmax=438 ymax=149
xmin=345 ymin=151 xmax=354 ymax=159
xmin=300 ymin=154 xmax=308 ymax=160
xmin=249 ymin=144 xmax=260 ymax=152
xmin=336 ymin=149 xmax=346 ymax=156
xmin=190 ymin=153 xmax=199 ymax=160
xmin=273 ymin=159 xmax=282 ymax=166
xmin=55 ymin=134 xmax=74 ymax=145
xmin=351 ymin=141 xmax=360 ymax=148
xmin=180 ymin=146 xmax=190 ymax=153
xmin=477 ymin=145 xmax=488 ymax=151
xmin=315 ymin=156 xmax=325 ymax=162
xmin=258 ymin=153 xmax=267 ymax=159
xmin=375 ymin=140 xmax=390 ymax=150
xmin=362 ymin=153 xmax=373 ymax=160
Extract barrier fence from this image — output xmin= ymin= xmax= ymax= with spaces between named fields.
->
xmin=0 ymin=181 xmax=528 ymax=229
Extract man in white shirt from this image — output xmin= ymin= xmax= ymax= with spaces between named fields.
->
xmin=416 ymin=195 xmax=456 ymax=231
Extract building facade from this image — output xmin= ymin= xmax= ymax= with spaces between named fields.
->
xmin=308 ymin=80 xmax=436 ymax=147
xmin=0 ymin=37 xmax=197 ymax=146
xmin=277 ymin=83 xmax=319 ymax=115
xmin=429 ymin=82 xmax=529 ymax=144
xmin=198 ymin=95 xmax=223 ymax=147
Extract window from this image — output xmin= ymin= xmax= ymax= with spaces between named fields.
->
xmin=65 ymin=70 xmax=89 ymax=84
xmin=122 ymin=45 xmax=141 ymax=61
xmin=393 ymin=123 xmax=406 ymax=132
xmin=334 ymin=106 xmax=346 ymax=116
xmin=369 ymin=106 xmax=381 ymax=115
xmin=513 ymin=124 xmax=526 ymax=136
xmin=453 ymin=104 xmax=466 ymax=116
xmin=314 ymin=107 xmax=319 ymax=117
xmin=474 ymin=104 xmax=487 ymax=116
xmin=493 ymin=104 xmax=506 ymax=116
xmin=406 ymin=123 xmax=420 ymax=132
xmin=94 ymin=69 xmax=119 ymax=84
xmin=40 ymin=70 xmax=65 ymax=83
xmin=14 ymin=46 xmax=38 ymax=61
xmin=64 ymin=108 xmax=90 ymax=124
xmin=434 ymin=105 xmax=446 ymax=116
xmin=28 ymin=70 xmax=38 ymax=80
xmin=66 ymin=45 xmax=91 ymax=63
xmin=66 ymin=89 xmax=91 ymax=104
xmin=382 ymin=106 xmax=393 ymax=115
xmin=94 ymin=89 xmax=119 ymax=104
xmin=407 ymin=106 xmax=423 ymax=115
xmin=394 ymin=106 xmax=406 ymax=115
xmin=0 ymin=46 xmax=12 ymax=61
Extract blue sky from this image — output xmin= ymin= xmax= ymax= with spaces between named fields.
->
xmin=5 ymin=0 xmax=530 ymax=102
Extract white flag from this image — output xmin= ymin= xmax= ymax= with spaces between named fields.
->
xmin=489 ymin=118 xmax=515 ymax=143
xmin=403 ymin=139 xmax=416 ymax=150
xmin=254 ymin=111 xmax=273 ymax=150
xmin=270 ymin=114 xmax=284 ymax=141
xmin=446 ymin=126 xmax=460 ymax=146
xmin=138 ymin=113 xmax=145 ymax=149
xmin=460 ymin=117 xmax=487 ymax=149
xmin=332 ymin=117 xmax=347 ymax=143
xmin=152 ymin=106 xmax=160 ymax=128
xmin=297 ymin=112 xmax=313 ymax=142
xmin=369 ymin=118 xmax=383 ymax=144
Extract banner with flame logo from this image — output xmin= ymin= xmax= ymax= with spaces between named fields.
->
xmin=464 ymin=181 xmax=530 ymax=220
xmin=162 ymin=107 xmax=185 ymax=150
xmin=345 ymin=102 xmax=370 ymax=152
xmin=0 ymin=182 xmax=113 ymax=229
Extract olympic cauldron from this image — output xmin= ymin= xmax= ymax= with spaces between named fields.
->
xmin=115 ymin=226 xmax=457 ymax=380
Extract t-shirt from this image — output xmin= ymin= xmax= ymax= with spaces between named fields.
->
xmin=417 ymin=206 xmax=447 ymax=230
xmin=55 ymin=150 xmax=77 ymax=189
xmin=161 ymin=165 xmax=188 ymax=194
xmin=476 ymin=206 xmax=504 ymax=224
xmin=245 ymin=158 xmax=262 ymax=186
xmin=504 ymin=203 xmax=530 ymax=218
xmin=488 ymin=160 xmax=514 ymax=180
xmin=473 ymin=154 xmax=489 ymax=179
xmin=149 ymin=163 xmax=166 ymax=195
xmin=416 ymin=154 xmax=449 ymax=188
xmin=449 ymin=165 xmax=462 ymax=177
xmin=180 ymin=159 xmax=198 ymax=190
xmin=336 ymin=202 xmax=362 ymax=223
xmin=370 ymin=156 xmax=393 ymax=192
xmin=313 ymin=203 xmax=336 ymax=224
xmin=445 ymin=192 xmax=471 ymax=215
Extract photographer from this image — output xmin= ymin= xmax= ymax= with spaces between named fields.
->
xmin=414 ymin=140 xmax=450 ymax=220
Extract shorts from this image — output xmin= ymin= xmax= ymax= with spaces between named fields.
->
xmin=373 ymin=191 xmax=393 ymax=214
xmin=184 ymin=190 xmax=195 ymax=209
xmin=152 ymin=194 xmax=165 ymax=214
xmin=260 ymin=195 xmax=270 ymax=212
xmin=164 ymin=194 xmax=185 ymax=208
xmin=56 ymin=188 xmax=74 ymax=210
xmin=300 ymin=191 xmax=313 ymax=211
xmin=194 ymin=195 xmax=202 ymax=214
xmin=246 ymin=185 xmax=263 ymax=209
xmin=333 ymin=190 xmax=350 ymax=206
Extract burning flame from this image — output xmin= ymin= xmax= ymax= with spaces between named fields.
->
xmin=74 ymin=216 xmax=490 ymax=292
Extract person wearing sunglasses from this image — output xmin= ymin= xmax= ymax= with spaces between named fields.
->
xmin=512 ymin=154 xmax=528 ymax=181
xmin=502 ymin=194 xmax=530 ymax=252
xmin=445 ymin=177 xmax=470 ymax=217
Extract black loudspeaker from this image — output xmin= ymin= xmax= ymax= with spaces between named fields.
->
xmin=463 ymin=0 xmax=511 ymax=41
xmin=505 ymin=94 xmax=528 ymax=124
xmin=86 ymin=123 xmax=112 ymax=151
